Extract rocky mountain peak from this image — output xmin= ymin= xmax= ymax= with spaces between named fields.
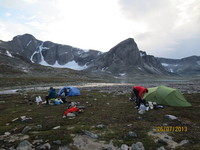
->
xmin=107 ymin=38 xmax=142 ymax=66
xmin=0 ymin=34 xmax=175 ymax=76
xmin=13 ymin=33 xmax=36 ymax=41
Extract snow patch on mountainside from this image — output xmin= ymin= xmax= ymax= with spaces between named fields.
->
xmin=119 ymin=73 xmax=126 ymax=76
xmin=40 ymin=60 xmax=87 ymax=70
xmin=26 ymin=40 xmax=32 ymax=46
xmin=6 ymin=50 xmax=13 ymax=57
xmin=30 ymin=42 xmax=50 ymax=63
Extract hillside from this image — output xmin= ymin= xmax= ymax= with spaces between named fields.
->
xmin=0 ymin=34 xmax=171 ymax=77
xmin=158 ymin=56 xmax=200 ymax=75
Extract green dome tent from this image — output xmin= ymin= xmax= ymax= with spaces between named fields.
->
xmin=143 ymin=85 xmax=191 ymax=107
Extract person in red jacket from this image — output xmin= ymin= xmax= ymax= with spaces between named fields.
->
xmin=130 ymin=86 xmax=148 ymax=109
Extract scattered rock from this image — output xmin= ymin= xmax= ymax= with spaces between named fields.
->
xmin=148 ymin=131 xmax=179 ymax=149
xmin=9 ymin=146 xmax=15 ymax=150
xmin=83 ymin=130 xmax=98 ymax=139
xmin=96 ymin=124 xmax=105 ymax=129
xmin=158 ymin=138 xmax=168 ymax=145
xmin=58 ymin=146 xmax=72 ymax=150
xmin=20 ymin=116 xmax=32 ymax=122
xmin=179 ymin=139 xmax=189 ymax=146
xmin=136 ymin=116 xmax=142 ymax=120
xmin=164 ymin=115 xmax=178 ymax=120
xmin=39 ymin=143 xmax=51 ymax=150
xmin=73 ymin=136 xmax=87 ymax=148
xmin=4 ymin=132 xmax=11 ymax=136
xmin=130 ymin=142 xmax=145 ymax=150
xmin=3 ymin=134 xmax=29 ymax=143
xmin=162 ymin=123 xmax=168 ymax=126
xmin=53 ymin=126 xmax=60 ymax=130
xmin=36 ymin=124 xmax=43 ymax=129
xmin=127 ymin=124 xmax=132 ymax=127
xmin=16 ymin=140 xmax=32 ymax=150
xmin=32 ymin=139 xmax=43 ymax=145
xmin=157 ymin=146 xmax=166 ymax=150
xmin=53 ymin=140 xmax=62 ymax=145
xmin=120 ymin=144 xmax=129 ymax=150
xmin=22 ymin=126 xmax=32 ymax=134
xmin=128 ymin=131 xmax=137 ymax=138
xmin=102 ymin=146 xmax=114 ymax=150
xmin=73 ymin=135 xmax=118 ymax=150
xmin=12 ymin=118 xmax=19 ymax=122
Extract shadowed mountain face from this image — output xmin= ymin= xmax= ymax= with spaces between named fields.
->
xmin=84 ymin=38 xmax=170 ymax=76
xmin=158 ymin=56 xmax=200 ymax=75
xmin=1 ymin=33 xmax=199 ymax=77
xmin=0 ymin=34 xmax=101 ymax=70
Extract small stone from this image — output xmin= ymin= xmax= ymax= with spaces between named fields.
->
xmin=179 ymin=140 xmax=189 ymax=146
xmin=53 ymin=140 xmax=62 ymax=145
xmin=12 ymin=118 xmax=19 ymax=122
xmin=83 ymin=130 xmax=98 ymax=139
xmin=157 ymin=146 xmax=166 ymax=150
xmin=130 ymin=142 xmax=145 ymax=150
xmin=53 ymin=126 xmax=60 ymax=130
xmin=96 ymin=124 xmax=105 ymax=129
xmin=22 ymin=126 xmax=32 ymax=134
xmin=121 ymin=144 xmax=129 ymax=150
xmin=129 ymin=131 xmax=137 ymax=138
xmin=164 ymin=115 xmax=178 ymax=120
xmin=16 ymin=140 xmax=32 ymax=150
xmin=58 ymin=146 xmax=72 ymax=150
xmin=39 ymin=143 xmax=51 ymax=150
xmin=32 ymin=139 xmax=43 ymax=145
xmin=4 ymin=132 xmax=11 ymax=136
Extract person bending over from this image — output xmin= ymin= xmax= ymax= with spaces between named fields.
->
xmin=131 ymin=86 xmax=148 ymax=109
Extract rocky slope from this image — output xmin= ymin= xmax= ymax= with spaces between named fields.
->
xmin=0 ymin=34 xmax=101 ymax=70
xmin=85 ymin=38 xmax=170 ymax=76
xmin=0 ymin=34 xmax=171 ymax=77
xmin=158 ymin=56 xmax=200 ymax=75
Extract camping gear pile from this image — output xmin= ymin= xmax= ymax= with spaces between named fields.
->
xmin=45 ymin=86 xmax=81 ymax=105
xmin=63 ymin=101 xmax=85 ymax=118
xmin=35 ymin=96 xmax=42 ymax=105
xmin=131 ymin=85 xmax=191 ymax=114
xmin=137 ymin=101 xmax=164 ymax=114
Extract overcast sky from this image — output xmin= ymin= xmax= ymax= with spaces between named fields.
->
xmin=0 ymin=0 xmax=199 ymax=59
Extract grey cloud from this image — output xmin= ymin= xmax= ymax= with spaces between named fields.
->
xmin=118 ymin=0 xmax=170 ymax=20
xmin=166 ymin=37 xmax=200 ymax=59
xmin=118 ymin=0 xmax=200 ymax=58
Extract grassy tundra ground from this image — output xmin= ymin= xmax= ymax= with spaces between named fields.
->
xmin=0 ymin=87 xmax=200 ymax=150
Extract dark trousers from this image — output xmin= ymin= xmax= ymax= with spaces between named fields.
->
xmin=46 ymin=96 xmax=49 ymax=104
xmin=131 ymin=88 xmax=142 ymax=107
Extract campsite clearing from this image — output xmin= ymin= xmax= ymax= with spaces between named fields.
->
xmin=0 ymin=87 xmax=199 ymax=150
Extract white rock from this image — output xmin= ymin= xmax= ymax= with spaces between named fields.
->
xmin=53 ymin=126 xmax=60 ymax=130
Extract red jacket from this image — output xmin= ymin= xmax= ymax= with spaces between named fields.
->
xmin=63 ymin=107 xmax=80 ymax=116
xmin=134 ymin=86 xmax=148 ymax=98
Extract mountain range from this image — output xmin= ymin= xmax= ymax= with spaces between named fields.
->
xmin=0 ymin=33 xmax=200 ymax=77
